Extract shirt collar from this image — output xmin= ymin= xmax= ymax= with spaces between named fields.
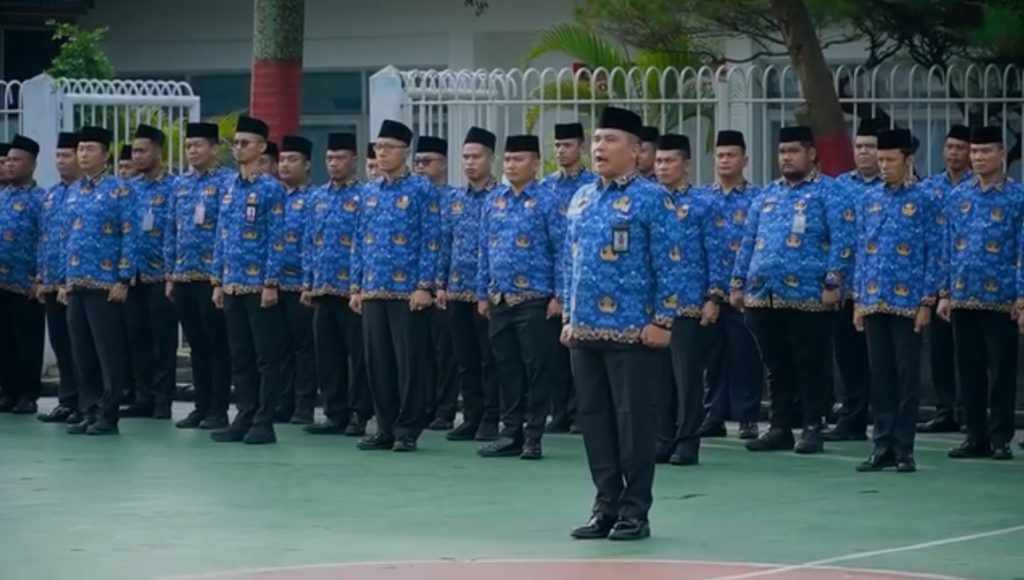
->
xmin=712 ymin=180 xmax=749 ymax=194
xmin=503 ymin=180 xmax=538 ymax=198
xmin=189 ymin=164 xmax=221 ymax=177
xmin=850 ymin=170 xmax=880 ymax=184
xmin=7 ymin=181 xmax=38 ymax=192
xmin=286 ymin=183 xmax=310 ymax=195
xmin=382 ymin=169 xmax=411 ymax=185
xmin=328 ymin=178 xmax=358 ymax=190
xmin=973 ymin=174 xmax=1010 ymax=193
xmin=597 ymin=172 xmax=638 ymax=191
xmin=82 ymin=173 xmax=110 ymax=187
xmin=558 ymin=165 xmax=586 ymax=179
xmin=778 ymin=169 xmax=820 ymax=188
xmin=468 ymin=177 xmax=497 ymax=194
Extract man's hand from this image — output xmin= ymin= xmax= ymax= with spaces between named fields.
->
xmin=477 ymin=299 xmax=490 ymax=319
xmin=914 ymin=306 xmax=932 ymax=334
xmin=108 ymin=282 xmax=128 ymax=304
xmin=300 ymin=290 xmax=313 ymax=307
xmin=936 ymin=298 xmax=952 ymax=322
xmin=1017 ymin=309 xmax=1024 ymax=334
xmin=57 ymin=287 xmax=69 ymax=306
xmin=409 ymin=289 xmax=433 ymax=311
xmin=435 ymin=289 xmax=448 ymax=310
xmin=260 ymin=286 xmax=279 ymax=308
xmin=349 ymin=293 xmax=363 ymax=314
xmin=640 ymin=324 xmax=671 ymax=349
xmin=28 ymin=284 xmax=44 ymax=304
xmin=822 ymin=287 xmax=840 ymax=307
xmin=729 ymin=289 xmax=745 ymax=311
xmin=700 ymin=300 xmax=719 ymax=326
xmin=853 ymin=309 xmax=865 ymax=332
xmin=546 ymin=298 xmax=563 ymax=319
xmin=560 ymin=324 xmax=573 ymax=347
xmin=212 ymin=286 xmax=225 ymax=309
xmin=165 ymin=281 xmax=175 ymax=302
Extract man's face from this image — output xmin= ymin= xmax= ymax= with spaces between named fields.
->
xmin=654 ymin=150 xmax=687 ymax=187
xmin=233 ymin=132 xmax=265 ymax=165
xmin=854 ymin=136 xmax=878 ymax=174
xmin=638 ymin=141 xmax=656 ymax=174
xmin=374 ymin=138 xmax=409 ymax=174
xmin=118 ymin=160 xmax=137 ymax=179
xmin=132 ymin=138 xmax=162 ymax=174
xmin=56 ymin=148 xmax=79 ymax=180
xmin=714 ymin=146 xmax=746 ymax=180
xmin=365 ymin=158 xmax=380 ymax=178
xmin=326 ymin=150 xmax=356 ymax=182
xmin=554 ymin=138 xmax=583 ymax=168
xmin=77 ymin=141 xmax=107 ymax=175
xmin=413 ymin=152 xmax=446 ymax=182
xmin=5 ymin=149 xmax=35 ymax=182
xmin=462 ymin=143 xmax=492 ymax=182
xmin=502 ymin=151 xmax=539 ymax=186
xmin=185 ymin=137 xmax=217 ymax=169
xmin=970 ymin=143 xmax=1004 ymax=177
xmin=878 ymin=149 xmax=910 ymax=185
xmin=591 ymin=129 xmax=637 ymax=178
xmin=778 ymin=142 xmax=814 ymax=180
xmin=944 ymin=138 xmax=970 ymax=172
xmin=278 ymin=151 xmax=309 ymax=184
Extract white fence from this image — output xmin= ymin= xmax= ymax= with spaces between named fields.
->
xmin=369 ymin=63 xmax=1023 ymax=186
xmin=1 ymin=80 xmax=23 ymax=140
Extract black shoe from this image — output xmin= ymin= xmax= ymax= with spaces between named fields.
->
xmin=478 ymin=436 xmax=523 ymax=458
xmin=0 ymin=396 xmax=16 ymax=413
xmin=67 ymin=415 xmax=97 ymax=435
xmin=856 ymin=448 xmax=897 ymax=472
xmin=290 ymin=410 xmax=314 ymax=425
xmin=120 ymin=403 xmax=154 ymax=418
xmin=608 ymin=518 xmax=651 ymax=541
xmin=992 ymin=442 xmax=1013 ymax=461
xmin=243 ymin=425 xmax=277 ymax=445
xmin=545 ymin=416 xmax=572 ymax=434
xmin=357 ymin=433 xmax=395 ymax=451
xmin=199 ymin=415 xmax=229 ymax=430
xmin=12 ymin=399 xmax=38 ymax=415
xmin=669 ymin=442 xmax=699 ymax=466
xmin=896 ymin=455 xmax=917 ymax=472
xmin=65 ymin=411 xmax=83 ymax=424
xmin=445 ymin=421 xmax=479 ymax=441
xmin=570 ymin=513 xmax=616 ymax=540
xmin=698 ymin=420 xmax=727 ymax=438
xmin=152 ymin=406 xmax=172 ymax=420
xmin=948 ymin=439 xmax=993 ymax=459
xmin=738 ymin=422 xmax=759 ymax=440
xmin=655 ymin=446 xmax=673 ymax=464
xmin=86 ymin=418 xmax=119 ymax=435
xmin=569 ymin=422 xmax=582 ymax=435
xmin=210 ymin=426 xmax=247 ymax=443
xmin=273 ymin=408 xmax=294 ymax=424
xmin=917 ymin=416 xmax=960 ymax=433
xmin=822 ymin=424 xmax=867 ymax=441
xmin=520 ymin=438 xmax=543 ymax=460
xmin=427 ymin=418 xmax=453 ymax=431
xmin=474 ymin=422 xmax=499 ymax=441
xmin=745 ymin=428 xmax=795 ymax=452
xmin=1019 ymin=439 xmax=1024 ymax=450
xmin=393 ymin=436 xmax=418 ymax=452
xmin=175 ymin=410 xmax=204 ymax=429
xmin=38 ymin=406 xmax=74 ymax=423
xmin=304 ymin=419 xmax=346 ymax=435
xmin=795 ymin=424 xmax=824 ymax=454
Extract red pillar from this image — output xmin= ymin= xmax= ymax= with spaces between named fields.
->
xmin=250 ymin=0 xmax=305 ymax=143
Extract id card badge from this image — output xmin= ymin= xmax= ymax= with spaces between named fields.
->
xmin=612 ymin=225 xmax=630 ymax=253
xmin=245 ymin=205 xmax=257 ymax=224
xmin=791 ymin=214 xmax=807 ymax=235
xmin=193 ymin=201 xmax=206 ymax=225
xmin=142 ymin=209 xmax=155 ymax=232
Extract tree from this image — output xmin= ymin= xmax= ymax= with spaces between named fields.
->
xmin=250 ymin=0 xmax=305 ymax=143
xmin=45 ymin=20 xmax=116 ymax=79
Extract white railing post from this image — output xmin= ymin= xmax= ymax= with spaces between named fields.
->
xmin=21 ymin=74 xmax=60 ymax=189
xmin=369 ymin=66 xmax=408 ymax=139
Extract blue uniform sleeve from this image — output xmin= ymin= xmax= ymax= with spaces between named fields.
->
xmin=701 ymin=194 xmax=725 ymax=301
xmin=1015 ymin=186 xmax=1024 ymax=311
xmin=651 ymin=192 xmax=686 ymax=328
xmin=546 ymin=193 xmax=567 ymax=301
xmin=351 ymin=194 xmax=364 ymax=294
xmin=476 ymin=192 xmax=493 ymax=301
xmin=163 ymin=178 xmax=179 ymax=279
xmin=417 ymin=183 xmax=441 ymax=291
xmin=264 ymin=181 xmax=287 ymax=287
xmin=302 ymin=189 xmax=318 ymax=291
xmin=852 ymin=192 xmax=867 ymax=305
xmin=825 ymin=182 xmax=856 ymax=288
xmin=212 ymin=194 xmax=226 ymax=287
xmin=922 ymin=189 xmax=943 ymax=306
xmin=731 ymin=191 xmax=763 ymax=289
xmin=438 ymin=189 xmax=453 ymax=291
xmin=936 ymin=188 xmax=953 ymax=299
xmin=118 ymin=180 xmax=139 ymax=283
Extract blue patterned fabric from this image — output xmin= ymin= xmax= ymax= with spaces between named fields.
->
xmin=63 ymin=174 xmax=138 ymax=290
xmin=0 ymin=183 xmax=43 ymax=295
xmin=477 ymin=181 xmax=565 ymax=305
xmin=704 ymin=181 xmax=760 ymax=299
xmin=941 ymin=175 xmax=1024 ymax=313
xmin=303 ymin=180 xmax=362 ymax=297
xmin=164 ymin=166 xmax=233 ymax=282
xmin=923 ymin=169 xmax=973 ymax=204
xmin=853 ymin=180 xmax=943 ymax=318
xmin=438 ymin=180 xmax=495 ymax=303
xmin=279 ymin=184 xmax=313 ymax=292
xmin=663 ymin=184 xmax=720 ymax=316
xmin=351 ymin=172 xmax=441 ymax=300
xmin=129 ymin=172 xmax=176 ymax=283
xmin=731 ymin=173 xmax=856 ymax=311
xmin=212 ymin=172 xmax=287 ymax=295
xmin=540 ymin=167 xmax=598 ymax=215
xmin=563 ymin=174 xmax=686 ymax=343
xmin=836 ymin=170 xmax=883 ymax=298
xmin=37 ymin=181 xmax=73 ymax=291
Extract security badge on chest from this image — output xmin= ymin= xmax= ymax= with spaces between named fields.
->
xmin=193 ymin=200 xmax=206 ymax=225
xmin=245 ymin=192 xmax=259 ymax=224
xmin=791 ymin=195 xmax=810 ymax=235
xmin=142 ymin=208 xmax=155 ymax=232
xmin=612 ymin=225 xmax=629 ymax=252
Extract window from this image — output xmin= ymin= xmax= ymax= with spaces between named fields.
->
xmin=2 ymin=28 xmax=57 ymax=81
xmin=190 ymin=73 xmax=251 ymax=117
xmin=299 ymin=121 xmax=361 ymax=184
xmin=301 ymin=71 xmax=363 ymax=115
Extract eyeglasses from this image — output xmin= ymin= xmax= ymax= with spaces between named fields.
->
xmin=374 ymin=142 xmax=406 ymax=153
xmin=413 ymin=156 xmax=441 ymax=166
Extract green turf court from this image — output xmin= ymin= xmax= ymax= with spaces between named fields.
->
xmin=1 ymin=400 xmax=1021 ymax=580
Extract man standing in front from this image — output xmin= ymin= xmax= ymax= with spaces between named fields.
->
xmin=477 ymin=134 xmax=563 ymax=460
xmin=350 ymin=120 xmax=440 ymax=453
xmin=730 ymin=126 xmax=855 ymax=454
xmin=210 ymin=115 xmax=289 ymax=445
xmin=564 ymin=106 xmax=683 ymax=541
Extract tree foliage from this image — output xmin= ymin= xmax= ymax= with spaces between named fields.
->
xmin=45 ymin=20 xmax=116 ymax=80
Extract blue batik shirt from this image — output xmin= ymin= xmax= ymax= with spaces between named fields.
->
xmin=303 ymin=179 xmax=362 ymax=297
xmin=837 ymin=170 xmax=882 ymax=298
xmin=478 ymin=180 xmax=565 ymax=305
xmin=663 ymin=183 xmax=721 ymax=317
xmin=37 ymin=181 xmax=74 ymax=292
xmin=130 ymin=172 xmax=176 ymax=284
xmin=853 ymin=180 xmax=943 ymax=318
xmin=63 ymin=173 xmax=138 ymax=290
xmin=164 ymin=166 xmax=233 ymax=283
xmin=0 ymin=182 xmax=43 ymax=295
xmin=212 ymin=172 xmax=287 ymax=295
xmin=278 ymin=183 xmax=313 ymax=292
xmin=352 ymin=172 xmax=441 ymax=300
xmin=540 ymin=166 xmax=598 ymax=215
xmin=564 ymin=174 xmax=686 ymax=343
xmin=439 ymin=179 xmax=495 ymax=303
xmin=924 ymin=169 xmax=973 ymax=204
xmin=705 ymin=181 xmax=760 ymax=299
xmin=731 ymin=173 xmax=856 ymax=311
xmin=941 ymin=175 xmax=1024 ymax=313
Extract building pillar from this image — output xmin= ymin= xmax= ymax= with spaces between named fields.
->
xmin=250 ymin=0 xmax=305 ymax=143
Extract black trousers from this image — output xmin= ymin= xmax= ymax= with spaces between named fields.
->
xmin=833 ymin=299 xmax=871 ymax=433
xmin=703 ymin=304 xmax=763 ymax=423
xmin=864 ymin=314 xmax=921 ymax=456
xmin=45 ymin=292 xmax=78 ymax=408
xmin=0 ymin=289 xmax=44 ymax=402
xmin=362 ymin=299 xmax=433 ymax=440
xmin=431 ymin=307 xmax=459 ymax=422
xmin=125 ymin=282 xmax=178 ymax=410
xmin=549 ymin=318 xmax=576 ymax=424
xmin=447 ymin=301 xmax=500 ymax=426
xmin=658 ymin=317 xmax=706 ymax=453
xmin=745 ymin=308 xmax=832 ymax=430
xmin=313 ymin=296 xmax=371 ymax=423
xmin=572 ymin=343 xmax=659 ymax=521
xmin=279 ymin=291 xmax=316 ymax=416
xmin=927 ymin=312 xmax=961 ymax=422
xmin=66 ymin=289 xmax=128 ymax=421
xmin=223 ymin=293 xmax=289 ymax=429
xmin=951 ymin=309 xmax=1018 ymax=445
xmin=173 ymin=282 xmax=231 ymax=418
xmin=489 ymin=298 xmax=556 ymax=441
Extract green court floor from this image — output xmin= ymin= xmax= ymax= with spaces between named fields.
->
xmin=1 ymin=400 xmax=1021 ymax=580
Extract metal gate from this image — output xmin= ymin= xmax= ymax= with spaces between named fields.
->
xmin=0 ymin=80 xmax=23 ymax=140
